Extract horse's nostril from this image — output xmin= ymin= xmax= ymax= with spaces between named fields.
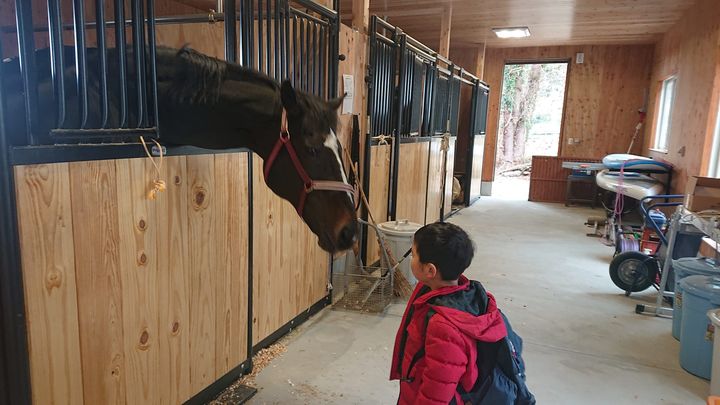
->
xmin=339 ymin=223 xmax=357 ymax=246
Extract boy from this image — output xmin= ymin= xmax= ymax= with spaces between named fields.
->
xmin=390 ymin=222 xmax=534 ymax=405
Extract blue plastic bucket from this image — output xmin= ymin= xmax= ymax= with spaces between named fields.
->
xmin=672 ymin=257 xmax=720 ymax=340
xmin=679 ymin=275 xmax=720 ymax=379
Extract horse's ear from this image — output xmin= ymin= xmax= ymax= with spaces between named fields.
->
xmin=281 ymin=80 xmax=299 ymax=113
xmin=327 ymin=93 xmax=345 ymax=111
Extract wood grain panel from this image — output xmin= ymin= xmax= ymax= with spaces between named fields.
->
xmin=15 ymin=164 xmax=84 ymax=405
xmin=214 ymin=153 xmax=249 ymax=377
xmin=366 ymin=144 xmax=391 ymax=264
xmin=68 ymin=161 xmax=125 ymax=405
xmin=156 ymin=156 xmax=192 ymax=405
xmin=425 ymin=139 xmax=444 ymax=223
xmin=252 ymin=158 xmax=329 ymax=345
xmin=397 ymin=142 xmax=430 ymax=225
xmin=469 ymin=135 xmax=485 ymax=201
xmin=340 ymin=0 xmax=696 ymax=48
xmin=645 ymin=0 xmax=720 ymax=193
xmin=443 ymin=138 xmax=456 ymax=217
xmin=482 ymin=45 xmax=654 ymax=183
xmin=186 ymin=155 xmax=217 ymax=391
xmin=528 ymin=156 xmax=602 ymax=203
xmin=155 ymin=22 xmax=226 ymax=59
xmin=116 ymin=158 xmax=160 ymax=405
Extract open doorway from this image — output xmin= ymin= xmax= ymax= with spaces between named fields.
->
xmin=494 ymin=62 xmax=569 ymax=199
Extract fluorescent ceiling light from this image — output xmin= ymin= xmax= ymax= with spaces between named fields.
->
xmin=492 ymin=27 xmax=531 ymax=39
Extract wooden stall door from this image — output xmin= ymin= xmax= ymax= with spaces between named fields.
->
xmin=397 ymin=142 xmax=430 ymax=225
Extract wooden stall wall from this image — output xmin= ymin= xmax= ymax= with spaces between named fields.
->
xmin=425 ymin=138 xmax=444 ymax=223
xmin=443 ymin=137 xmax=456 ymax=217
xmin=366 ymin=144 xmax=392 ymax=263
xmin=468 ymin=135 xmax=485 ymax=203
xmin=15 ymin=153 xmax=250 ymax=405
xmin=644 ymin=0 xmax=720 ymax=193
xmin=528 ymin=156 xmax=601 ymax=203
xmin=252 ymin=158 xmax=330 ymax=345
xmin=396 ymin=142 xmax=430 ymax=225
xmin=482 ymin=45 xmax=654 ymax=183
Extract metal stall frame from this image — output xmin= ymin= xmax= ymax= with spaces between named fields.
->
xmin=0 ymin=0 xmax=340 ymax=403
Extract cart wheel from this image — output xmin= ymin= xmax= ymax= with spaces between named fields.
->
xmin=609 ymin=251 xmax=657 ymax=293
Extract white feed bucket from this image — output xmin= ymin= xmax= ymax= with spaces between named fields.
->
xmin=378 ymin=220 xmax=423 ymax=285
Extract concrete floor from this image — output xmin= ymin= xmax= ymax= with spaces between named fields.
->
xmin=248 ymin=191 xmax=711 ymax=404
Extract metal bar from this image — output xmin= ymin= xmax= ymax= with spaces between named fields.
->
xmin=258 ymin=0 xmax=264 ymax=72
xmin=292 ymin=15 xmax=298 ymax=86
xmin=284 ymin=0 xmax=290 ymax=79
xmin=306 ymin=19 xmax=312 ymax=93
xmin=310 ymin=22 xmax=316 ymax=95
xmin=246 ymin=152 xmax=254 ymax=374
xmin=319 ymin=25 xmax=326 ymax=99
xmin=375 ymin=16 xmax=395 ymax=32
xmin=148 ymin=0 xmax=160 ymax=130
xmin=300 ymin=18 xmax=306 ymax=91
xmin=225 ymin=0 xmax=238 ymax=63
xmin=287 ymin=8 xmax=329 ymax=27
xmin=0 ymin=36 xmax=32 ymax=405
xmin=265 ymin=0 xmax=271 ymax=75
xmin=330 ymin=0 xmax=339 ymax=99
xmin=47 ymin=0 xmax=66 ymax=128
xmin=274 ymin=0 xmax=280 ymax=80
xmin=131 ymin=0 xmax=146 ymax=127
xmin=72 ymin=0 xmax=89 ymax=129
xmin=293 ymin=0 xmax=337 ymax=20
xmin=114 ymin=0 xmax=128 ymax=127
xmin=389 ymin=35 xmax=407 ymax=220
xmin=248 ymin=0 xmax=255 ymax=68
xmin=96 ymin=0 xmax=109 ymax=128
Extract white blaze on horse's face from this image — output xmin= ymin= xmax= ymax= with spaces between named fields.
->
xmin=323 ymin=129 xmax=353 ymax=204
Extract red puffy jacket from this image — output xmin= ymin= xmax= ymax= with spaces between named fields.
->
xmin=390 ymin=276 xmax=507 ymax=405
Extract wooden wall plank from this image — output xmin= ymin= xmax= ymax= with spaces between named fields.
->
xmin=155 ymin=22 xmax=226 ymax=59
xmin=469 ymin=135 xmax=485 ymax=201
xmin=482 ymin=44 xmax=654 ymax=183
xmin=252 ymin=158 xmax=329 ymax=345
xmin=15 ymin=164 xmax=84 ymax=405
xmin=68 ymin=161 xmax=125 ymax=405
xmin=425 ymin=139 xmax=444 ymax=223
xmin=645 ymin=0 xmax=720 ymax=192
xmin=116 ymin=158 xmax=160 ymax=405
xmin=367 ymin=144 xmax=391 ymax=263
xmin=186 ymin=155 xmax=217 ymax=391
xmin=443 ymin=138 xmax=456 ymax=217
xmin=214 ymin=154 xmax=249 ymax=377
xmin=397 ymin=142 xmax=430 ymax=225
xmin=156 ymin=156 xmax=192 ymax=405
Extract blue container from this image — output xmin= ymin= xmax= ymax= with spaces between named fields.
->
xmin=672 ymin=257 xmax=720 ymax=340
xmin=679 ymin=275 xmax=720 ymax=379
xmin=645 ymin=210 xmax=667 ymax=229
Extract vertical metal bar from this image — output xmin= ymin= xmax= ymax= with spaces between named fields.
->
xmin=319 ymin=25 xmax=325 ymax=99
xmin=299 ymin=18 xmax=305 ymax=91
xmin=249 ymin=0 xmax=255 ymax=68
xmin=72 ymin=0 xmax=89 ymax=129
xmin=292 ymin=15 xmax=298 ymax=87
xmin=258 ymin=0 xmax=263 ymax=72
xmin=311 ymin=22 xmax=317 ymax=96
xmin=389 ymin=35 xmax=406 ymax=220
xmin=225 ymin=0 xmax=238 ymax=63
xmin=47 ymin=0 xmax=66 ymax=129
xmin=273 ymin=0 xmax=279 ymax=80
xmin=114 ymin=0 xmax=128 ymax=127
xmin=265 ymin=0 xmax=271 ymax=75
xmin=131 ymin=0 xmax=146 ymax=127
xmin=246 ymin=152 xmax=254 ymax=372
xmin=96 ymin=0 xmax=109 ymax=128
xmin=284 ymin=0 xmax=290 ymax=80
xmin=0 ymin=37 xmax=32 ymax=405
xmin=305 ymin=19 xmax=311 ymax=92
xmin=330 ymin=0 xmax=339 ymax=99
xmin=147 ymin=0 xmax=159 ymax=131
xmin=464 ymin=81 xmax=478 ymax=206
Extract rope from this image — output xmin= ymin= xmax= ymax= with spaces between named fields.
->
xmin=371 ymin=134 xmax=391 ymax=145
xmin=140 ymin=136 xmax=167 ymax=200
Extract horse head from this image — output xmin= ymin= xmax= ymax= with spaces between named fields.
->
xmin=261 ymin=81 xmax=358 ymax=253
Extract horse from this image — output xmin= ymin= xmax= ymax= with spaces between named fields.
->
xmin=1 ymin=46 xmax=358 ymax=253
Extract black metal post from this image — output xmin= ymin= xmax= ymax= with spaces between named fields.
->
xmin=274 ymin=0 xmax=280 ymax=80
xmin=0 ymin=38 xmax=32 ymax=405
xmin=224 ymin=0 xmax=238 ymax=63
xmin=15 ymin=0 xmax=39 ymax=144
xmin=96 ymin=0 xmax=109 ymax=128
xmin=131 ymin=0 xmax=146 ymax=127
xmin=47 ymin=0 xmax=66 ymax=129
xmin=265 ymin=0 xmax=271 ymax=75
xmin=114 ymin=0 xmax=129 ymax=127
xmin=389 ymin=34 xmax=406 ymax=221
xmin=147 ymin=0 xmax=159 ymax=132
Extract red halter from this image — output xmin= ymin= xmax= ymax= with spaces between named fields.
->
xmin=263 ymin=110 xmax=357 ymax=216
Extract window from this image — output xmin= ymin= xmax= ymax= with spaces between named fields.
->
xmin=707 ymin=104 xmax=720 ymax=177
xmin=653 ymin=77 xmax=677 ymax=151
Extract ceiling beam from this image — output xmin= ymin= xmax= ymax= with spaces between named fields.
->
xmin=352 ymin=0 xmax=370 ymax=32
xmin=438 ymin=5 xmax=452 ymax=57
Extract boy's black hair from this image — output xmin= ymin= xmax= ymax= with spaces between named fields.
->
xmin=413 ymin=222 xmax=474 ymax=280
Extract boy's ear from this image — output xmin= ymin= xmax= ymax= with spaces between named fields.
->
xmin=425 ymin=263 xmax=438 ymax=279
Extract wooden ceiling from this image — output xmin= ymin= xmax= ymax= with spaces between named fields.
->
xmin=339 ymin=0 xmax=699 ymax=49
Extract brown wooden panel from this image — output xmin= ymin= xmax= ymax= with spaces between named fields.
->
xmin=115 ymin=158 xmax=160 ymax=405
xmin=15 ymin=164 xmax=84 ymax=405
xmin=68 ymin=161 xmax=125 ymax=405
xmin=425 ymin=139 xmax=444 ymax=224
xmin=186 ymin=155 xmax=217 ymax=391
xmin=443 ymin=138 xmax=456 ymax=217
xmin=645 ymin=0 xmax=720 ymax=193
xmin=214 ymin=154 xmax=249 ymax=377
xmin=367 ymin=144 xmax=391 ymax=264
xmin=397 ymin=142 xmax=430 ymax=225
xmin=252 ymin=158 xmax=329 ymax=344
xmin=155 ymin=22 xmax=226 ymax=59
xmin=482 ymin=44 xmax=654 ymax=183
xmin=528 ymin=156 xmax=601 ymax=203
xmin=469 ymin=135 xmax=485 ymax=201
xmin=156 ymin=156 xmax=192 ymax=405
